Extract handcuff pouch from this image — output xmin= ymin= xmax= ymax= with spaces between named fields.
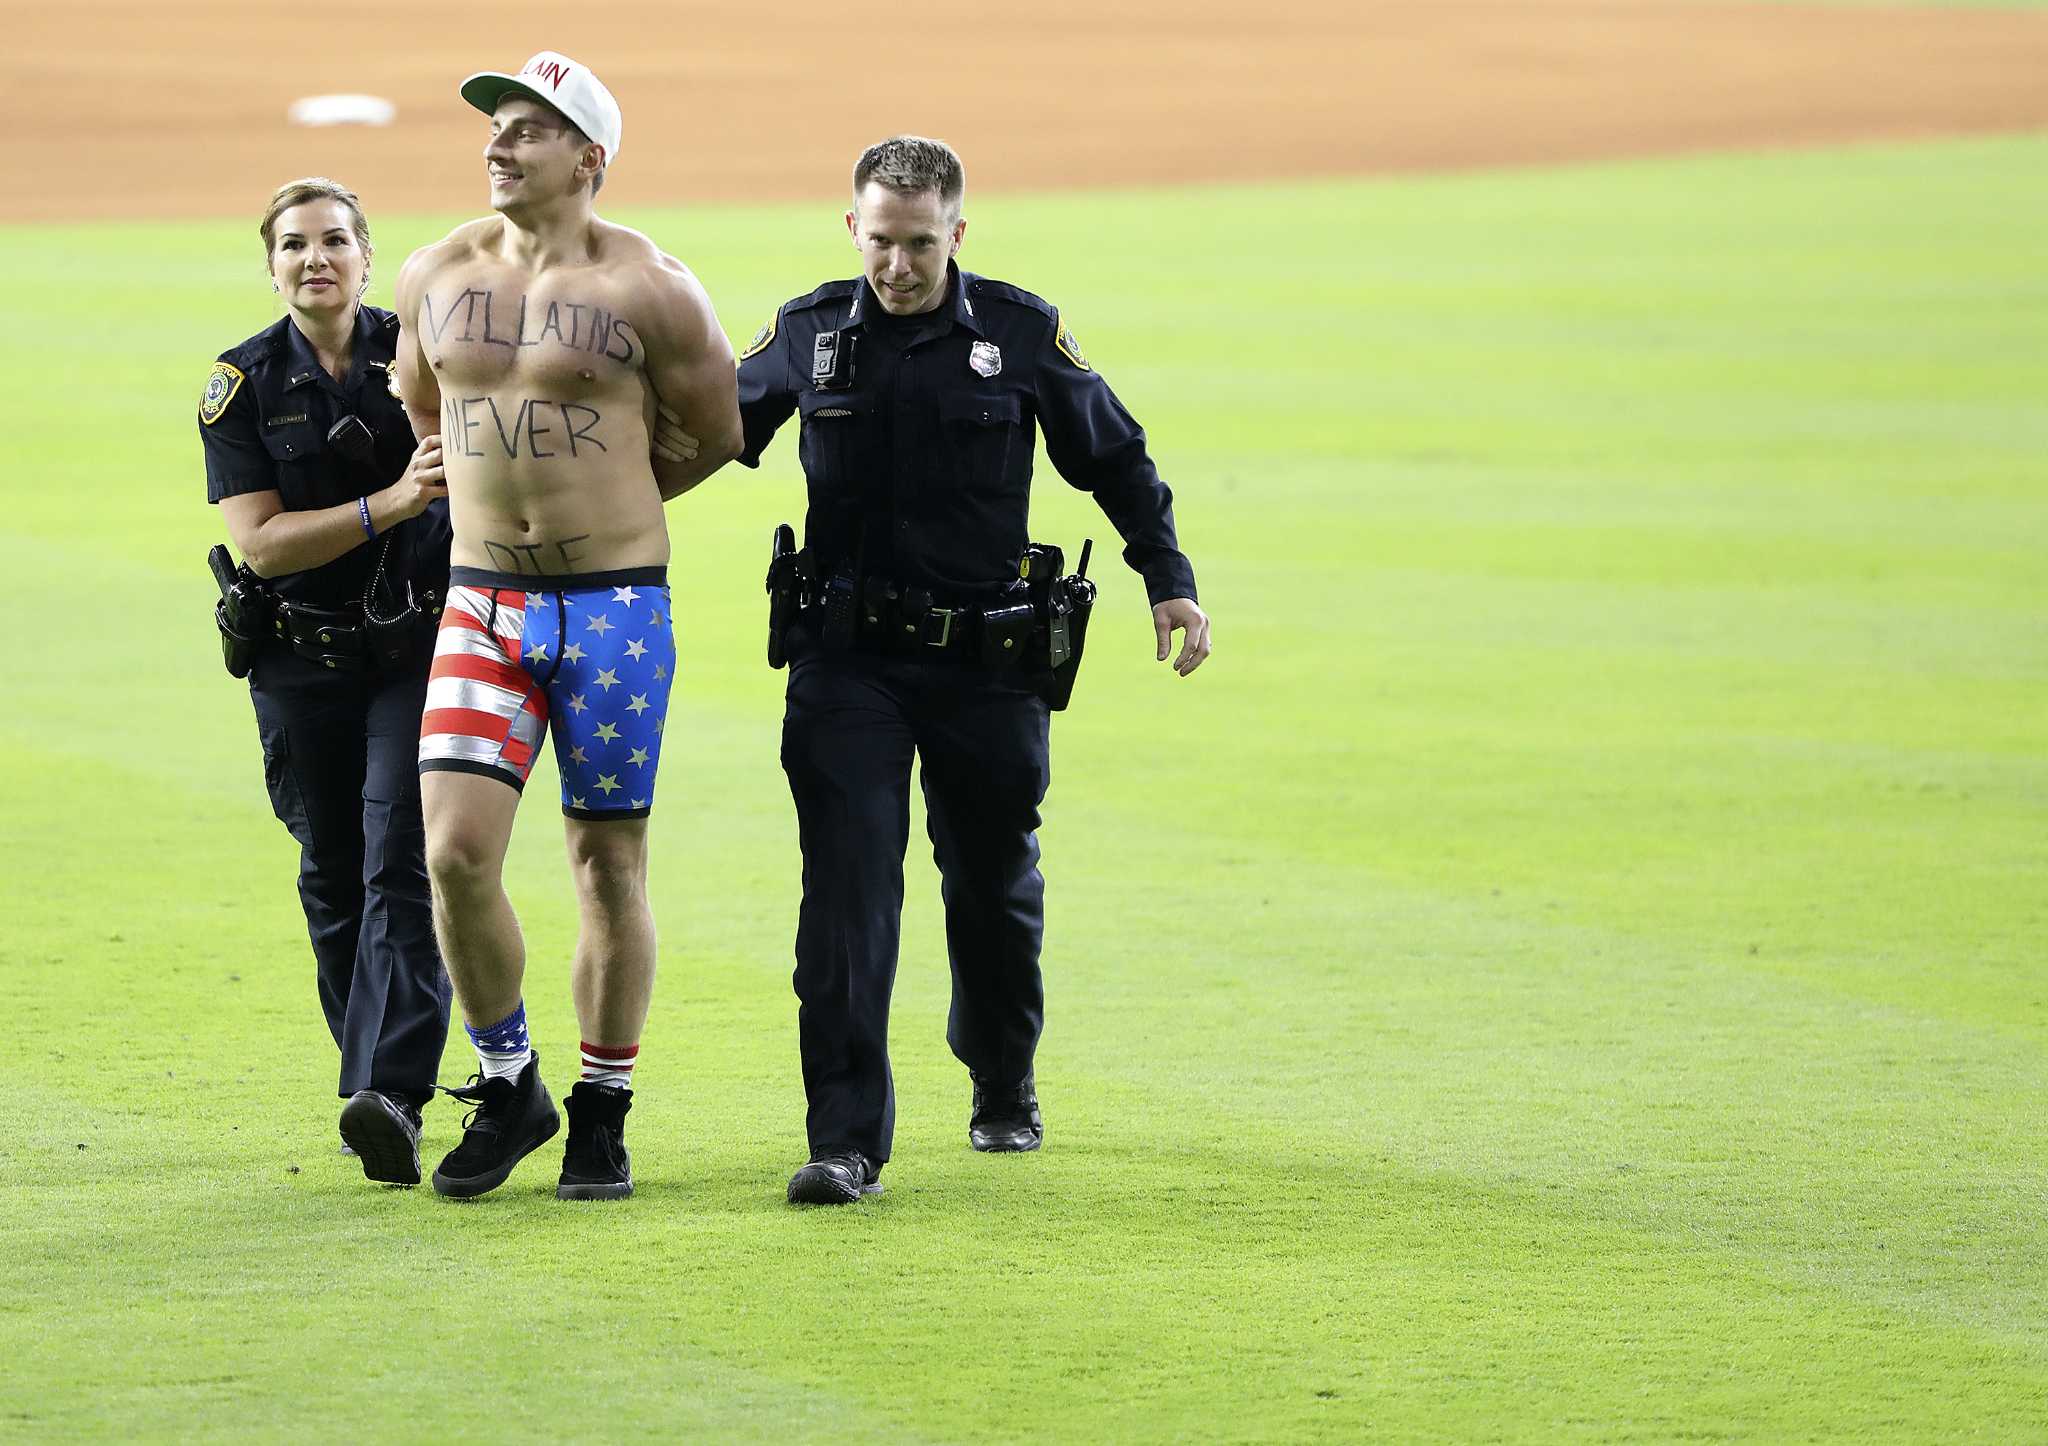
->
xmin=979 ymin=604 xmax=1037 ymax=670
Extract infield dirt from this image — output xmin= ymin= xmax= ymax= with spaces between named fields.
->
xmin=14 ymin=0 xmax=2048 ymax=223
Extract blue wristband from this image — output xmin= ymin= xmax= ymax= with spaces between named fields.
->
xmin=357 ymin=496 xmax=376 ymax=540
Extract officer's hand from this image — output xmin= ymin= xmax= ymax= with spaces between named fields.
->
xmin=382 ymin=435 xmax=447 ymax=520
xmin=653 ymin=403 xmax=701 ymax=463
xmin=1153 ymin=598 xmax=1212 ymax=677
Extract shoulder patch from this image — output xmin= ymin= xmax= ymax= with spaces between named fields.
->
xmin=199 ymin=361 xmax=246 ymax=426
xmin=738 ymin=311 xmax=778 ymax=362
xmin=1053 ymin=314 xmax=1090 ymax=372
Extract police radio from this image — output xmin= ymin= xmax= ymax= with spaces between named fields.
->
xmin=1022 ymin=539 xmax=1097 ymax=711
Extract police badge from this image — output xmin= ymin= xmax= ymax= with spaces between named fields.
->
xmin=969 ymin=340 xmax=1002 ymax=378
xmin=199 ymin=361 xmax=245 ymax=426
xmin=383 ymin=359 xmax=404 ymax=401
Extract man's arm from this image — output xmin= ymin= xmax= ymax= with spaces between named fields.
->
xmin=394 ymin=247 xmax=443 ymax=443
xmin=640 ymin=259 xmax=743 ymax=501
xmin=1035 ymin=309 xmax=1211 ymax=675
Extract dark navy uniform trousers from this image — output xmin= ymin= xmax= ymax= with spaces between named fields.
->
xmin=248 ymin=647 xmax=450 ymax=1100
xmin=781 ymin=623 xmax=1051 ymax=1164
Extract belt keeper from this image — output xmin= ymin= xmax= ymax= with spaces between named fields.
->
xmin=357 ymin=496 xmax=376 ymax=541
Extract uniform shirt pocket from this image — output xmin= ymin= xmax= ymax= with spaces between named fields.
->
xmin=260 ymin=421 xmax=321 ymax=464
xmin=257 ymin=422 xmax=336 ymax=510
xmin=797 ymin=390 xmax=867 ymax=489
xmin=940 ymin=390 xmax=1024 ymax=494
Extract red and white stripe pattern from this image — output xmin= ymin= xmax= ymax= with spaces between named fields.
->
xmin=581 ymin=1040 xmax=639 ymax=1089
xmin=419 ymin=586 xmax=549 ymax=784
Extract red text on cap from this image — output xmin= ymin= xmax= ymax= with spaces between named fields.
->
xmin=523 ymin=58 xmax=571 ymax=90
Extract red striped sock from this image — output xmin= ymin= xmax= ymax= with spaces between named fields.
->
xmin=580 ymin=1040 xmax=639 ymax=1090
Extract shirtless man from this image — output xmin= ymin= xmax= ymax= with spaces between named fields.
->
xmin=395 ymin=51 xmax=741 ymax=1201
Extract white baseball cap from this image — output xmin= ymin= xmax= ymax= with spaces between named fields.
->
xmin=460 ymin=52 xmax=623 ymax=166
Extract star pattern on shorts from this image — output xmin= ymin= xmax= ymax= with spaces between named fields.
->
xmin=548 ymin=583 xmax=673 ymax=818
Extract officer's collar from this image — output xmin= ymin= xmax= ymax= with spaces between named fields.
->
xmin=281 ymin=305 xmax=381 ymax=392
xmin=846 ymin=261 xmax=985 ymax=338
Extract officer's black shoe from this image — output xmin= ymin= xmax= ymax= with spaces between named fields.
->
xmin=339 ymin=1089 xmax=424 ymax=1186
xmin=786 ymin=1150 xmax=883 ymax=1206
xmin=969 ymin=1071 xmax=1043 ymax=1153
xmin=557 ymin=1082 xmax=634 ymax=1201
xmin=430 ymin=1053 xmax=560 ymax=1200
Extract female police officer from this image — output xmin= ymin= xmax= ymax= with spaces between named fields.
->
xmin=199 ymin=177 xmax=453 ymax=1186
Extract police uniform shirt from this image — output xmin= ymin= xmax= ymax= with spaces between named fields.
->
xmin=199 ymin=304 xmax=448 ymax=606
xmin=735 ymin=264 xmax=1197 ymax=605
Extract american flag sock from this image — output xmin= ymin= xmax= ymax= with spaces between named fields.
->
xmin=466 ymin=1002 xmax=532 ymax=1082
xmin=580 ymin=1041 xmax=638 ymax=1091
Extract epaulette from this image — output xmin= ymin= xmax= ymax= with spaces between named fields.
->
xmin=741 ymin=281 xmax=861 ymax=362
xmin=964 ymin=276 xmax=1056 ymax=320
xmin=787 ymin=279 xmax=860 ymax=314
xmin=217 ymin=317 xmax=289 ymax=370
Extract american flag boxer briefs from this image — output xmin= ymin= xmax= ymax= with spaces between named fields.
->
xmin=419 ymin=568 xmax=676 ymax=819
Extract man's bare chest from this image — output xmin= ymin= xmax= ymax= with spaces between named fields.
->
xmin=420 ymin=271 xmax=647 ymax=394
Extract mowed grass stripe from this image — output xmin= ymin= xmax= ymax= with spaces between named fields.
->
xmin=4 ymin=135 xmax=2046 ymax=1437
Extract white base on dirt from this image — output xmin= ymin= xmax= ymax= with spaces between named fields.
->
xmin=287 ymin=95 xmax=397 ymax=128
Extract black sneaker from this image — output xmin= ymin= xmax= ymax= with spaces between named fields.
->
xmin=969 ymin=1071 xmax=1043 ymax=1153
xmin=430 ymin=1053 xmax=560 ymax=1199
xmin=557 ymin=1082 xmax=634 ymax=1201
xmin=787 ymin=1149 xmax=883 ymax=1206
xmin=339 ymin=1089 xmax=424 ymax=1186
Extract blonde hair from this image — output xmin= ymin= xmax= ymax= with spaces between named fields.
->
xmin=259 ymin=177 xmax=371 ymax=261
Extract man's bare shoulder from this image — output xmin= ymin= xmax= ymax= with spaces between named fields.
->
xmin=584 ymin=221 xmax=693 ymax=286
xmin=404 ymin=218 xmax=503 ymax=278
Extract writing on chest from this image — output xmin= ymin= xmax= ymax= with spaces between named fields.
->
xmin=441 ymin=393 xmax=610 ymax=462
xmin=422 ymin=285 xmax=642 ymax=384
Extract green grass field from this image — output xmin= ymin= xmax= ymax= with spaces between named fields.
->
xmin=3 ymin=131 xmax=2045 ymax=1440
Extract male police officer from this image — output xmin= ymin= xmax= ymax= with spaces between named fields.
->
xmin=725 ymin=136 xmax=1211 ymax=1205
